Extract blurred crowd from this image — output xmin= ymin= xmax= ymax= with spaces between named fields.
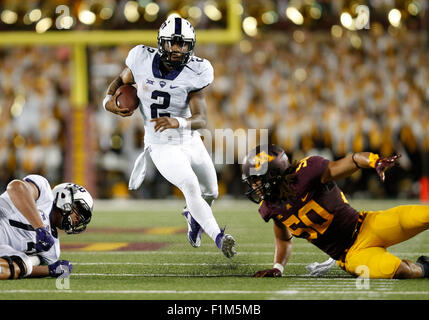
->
xmin=1 ymin=30 xmax=429 ymax=199
xmin=0 ymin=46 xmax=70 ymax=191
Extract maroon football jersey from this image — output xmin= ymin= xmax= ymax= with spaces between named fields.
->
xmin=258 ymin=156 xmax=359 ymax=260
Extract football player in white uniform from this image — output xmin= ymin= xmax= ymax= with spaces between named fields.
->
xmin=0 ymin=175 xmax=93 ymax=279
xmin=103 ymin=17 xmax=236 ymax=258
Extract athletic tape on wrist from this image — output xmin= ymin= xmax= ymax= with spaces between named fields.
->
xmin=273 ymin=263 xmax=284 ymax=274
xmin=174 ymin=117 xmax=189 ymax=129
xmin=103 ymin=95 xmax=113 ymax=111
xmin=368 ymin=153 xmax=380 ymax=168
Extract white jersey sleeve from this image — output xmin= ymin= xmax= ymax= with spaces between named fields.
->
xmin=23 ymin=174 xmax=54 ymax=206
xmin=188 ymin=58 xmax=214 ymax=92
xmin=126 ymin=45 xmax=151 ymax=75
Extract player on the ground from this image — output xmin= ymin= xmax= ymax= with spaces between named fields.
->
xmin=102 ymin=16 xmax=236 ymax=258
xmin=242 ymin=144 xmax=429 ymax=279
xmin=0 ymin=175 xmax=93 ymax=279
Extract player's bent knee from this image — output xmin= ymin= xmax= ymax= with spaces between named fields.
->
xmin=393 ymin=260 xmax=422 ymax=279
xmin=0 ymin=256 xmax=27 ymax=280
xmin=180 ymin=180 xmax=202 ymax=198
xmin=203 ymin=190 xmax=218 ymax=202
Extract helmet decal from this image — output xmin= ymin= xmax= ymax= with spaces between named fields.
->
xmin=253 ymin=151 xmax=275 ymax=171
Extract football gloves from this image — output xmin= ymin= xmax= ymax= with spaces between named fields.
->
xmin=35 ymin=226 xmax=55 ymax=252
xmin=252 ymin=268 xmax=282 ymax=278
xmin=48 ymin=260 xmax=73 ymax=278
xmin=306 ymin=258 xmax=337 ymax=277
xmin=374 ymin=154 xmax=401 ymax=182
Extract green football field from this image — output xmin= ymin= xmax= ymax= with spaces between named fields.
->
xmin=1 ymin=199 xmax=428 ymax=301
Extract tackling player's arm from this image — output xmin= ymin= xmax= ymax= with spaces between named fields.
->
xmin=104 ymin=67 xmax=136 ymax=117
xmin=151 ymin=88 xmax=208 ymax=132
xmin=321 ymin=152 xmax=401 ymax=184
xmin=253 ymin=220 xmax=293 ymax=277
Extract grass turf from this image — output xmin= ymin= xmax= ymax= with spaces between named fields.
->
xmin=0 ymin=199 xmax=428 ymax=301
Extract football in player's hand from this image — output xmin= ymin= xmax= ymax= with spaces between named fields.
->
xmin=116 ymin=85 xmax=139 ymax=111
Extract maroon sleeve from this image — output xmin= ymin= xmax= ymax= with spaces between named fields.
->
xmin=293 ymin=156 xmax=329 ymax=196
xmin=258 ymin=201 xmax=286 ymax=222
xmin=258 ymin=201 xmax=272 ymax=222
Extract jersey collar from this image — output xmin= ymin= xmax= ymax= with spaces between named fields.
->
xmin=152 ymin=53 xmax=184 ymax=80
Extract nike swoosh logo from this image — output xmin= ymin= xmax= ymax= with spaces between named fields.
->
xmin=301 ymin=193 xmax=308 ymax=202
xmin=170 ymin=85 xmax=179 ymax=89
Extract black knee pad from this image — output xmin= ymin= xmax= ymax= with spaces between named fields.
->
xmin=11 ymin=256 xmax=27 ymax=279
xmin=1 ymin=256 xmax=15 ymax=279
xmin=1 ymin=255 xmax=26 ymax=279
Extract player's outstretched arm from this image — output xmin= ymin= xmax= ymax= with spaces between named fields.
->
xmin=253 ymin=220 xmax=293 ymax=278
xmin=321 ymin=152 xmax=401 ymax=184
xmin=104 ymin=67 xmax=135 ymax=117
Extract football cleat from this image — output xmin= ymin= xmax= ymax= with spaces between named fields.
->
xmin=216 ymin=229 xmax=236 ymax=259
xmin=182 ymin=207 xmax=202 ymax=248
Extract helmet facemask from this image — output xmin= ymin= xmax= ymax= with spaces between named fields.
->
xmin=60 ymin=200 xmax=91 ymax=234
xmin=158 ymin=35 xmax=195 ymax=69
xmin=243 ymin=173 xmax=284 ymax=204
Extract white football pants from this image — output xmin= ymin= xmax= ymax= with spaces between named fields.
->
xmin=148 ymin=135 xmax=221 ymax=241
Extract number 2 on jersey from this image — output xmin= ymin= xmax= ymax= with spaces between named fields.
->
xmin=150 ymin=90 xmax=170 ymax=118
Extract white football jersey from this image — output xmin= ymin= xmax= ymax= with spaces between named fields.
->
xmin=0 ymin=174 xmax=60 ymax=264
xmin=125 ymin=45 xmax=214 ymax=145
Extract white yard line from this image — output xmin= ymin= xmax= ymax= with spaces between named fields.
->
xmin=71 ymin=273 xmax=270 ymax=277
xmin=62 ymin=250 xmax=427 ymax=256
xmin=73 ymin=262 xmax=308 ymax=266
xmin=63 ymin=251 xmax=324 ymax=255
xmin=66 ymin=273 xmax=393 ymax=281
xmin=1 ymin=289 xmax=426 ymax=296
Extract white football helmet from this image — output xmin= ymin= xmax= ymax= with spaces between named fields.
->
xmin=52 ymin=183 xmax=93 ymax=234
xmin=157 ymin=16 xmax=196 ymax=69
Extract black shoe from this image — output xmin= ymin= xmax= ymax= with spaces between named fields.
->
xmin=417 ymin=256 xmax=429 ymax=265
xmin=416 ymin=256 xmax=429 ymax=278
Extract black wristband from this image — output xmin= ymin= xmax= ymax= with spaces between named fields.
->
xmin=352 ymin=153 xmax=362 ymax=169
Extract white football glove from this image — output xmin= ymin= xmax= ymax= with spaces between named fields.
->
xmin=305 ymin=258 xmax=336 ymax=277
